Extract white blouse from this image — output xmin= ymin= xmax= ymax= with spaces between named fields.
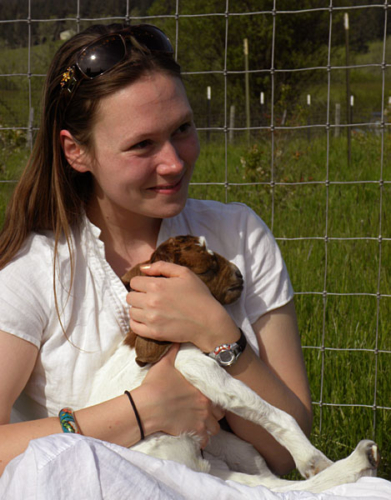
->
xmin=0 ymin=199 xmax=293 ymax=422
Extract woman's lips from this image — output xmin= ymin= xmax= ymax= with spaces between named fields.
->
xmin=148 ymin=178 xmax=183 ymax=194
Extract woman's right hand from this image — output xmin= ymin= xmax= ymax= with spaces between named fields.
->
xmin=139 ymin=344 xmax=224 ymax=448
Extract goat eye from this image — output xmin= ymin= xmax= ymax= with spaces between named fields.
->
xmin=192 ymin=255 xmax=218 ymax=277
xmin=196 ymin=269 xmax=213 ymax=277
xmin=195 ymin=261 xmax=217 ymax=276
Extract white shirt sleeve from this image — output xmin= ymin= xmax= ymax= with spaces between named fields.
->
xmin=239 ymin=204 xmax=294 ymax=324
xmin=0 ymin=234 xmax=52 ymax=348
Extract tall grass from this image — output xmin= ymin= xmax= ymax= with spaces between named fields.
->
xmin=0 ymin=130 xmax=390 ymax=479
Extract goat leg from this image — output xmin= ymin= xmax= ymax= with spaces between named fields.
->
xmin=175 ymin=345 xmax=333 ymax=480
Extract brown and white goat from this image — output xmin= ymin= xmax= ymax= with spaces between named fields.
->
xmin=89 ymin=235 xmax=379 ymax=493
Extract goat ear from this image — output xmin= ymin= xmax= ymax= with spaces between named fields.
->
xmin=124 ymin=329 xmax=137 ymax=348
xmin=121 ymin=261 xmax=150 ymax=288
xmin=134 ymin=337 xmax=172 ymax=367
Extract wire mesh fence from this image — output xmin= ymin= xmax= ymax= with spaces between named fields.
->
xmin=0 ymin=0 xmax=390 ymax=478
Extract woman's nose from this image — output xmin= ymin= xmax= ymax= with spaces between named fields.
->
xmin=156 ymin=141 xmax=185 ymax=174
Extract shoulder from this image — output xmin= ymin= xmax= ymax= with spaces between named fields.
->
xmin=183 ymin=198 xmax=268 ymax=233
xmin=0 ymin=232 xmax=56 ymax=347
xmin=165 ymin=199 xmax=274 ymax=263
xmin=184 ymin=198 xmax=253 ymax=217
xmin=1 ymin=232 xmax=54 ymax=277
xmin=0 ymin=226 xmax=77 ymax=288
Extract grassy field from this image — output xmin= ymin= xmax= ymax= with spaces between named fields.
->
xmin=1 ymin=129 xmax=390 ymax=480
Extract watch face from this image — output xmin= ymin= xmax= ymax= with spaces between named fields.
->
xmin=218 ymin=350 xmax=235 ymax=365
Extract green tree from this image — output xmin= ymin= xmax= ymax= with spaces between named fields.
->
xmin=0 ymin=0 xmax=155 ymax=47
xmin=148 ymin=0 xmax=330 ymax=125
xmin=148 ymin=0 xmax=389 ymax=127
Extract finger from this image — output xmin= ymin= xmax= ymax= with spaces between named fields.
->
xmin=129 ymin=318 xmax=161 ymax=341
xmin=212 ymin=405 xmax=225 ymax=421
xmin=200 ymin=436 xmax=209 ymax=449
xmin=129 ymin=275 xmax=158 ymax=293
xmin=129 ymin=273 xmax=175 ymax=294
xmin=139 ymin=261 xmax=187 ymax=278
xmin=199 ymin=428 xmax=212 ymax=449
xmin=200 ymin=420 xmax=220 ymax=449
xmin=159 ymin=343 xmax=180 ymax=364
xmin=126 ymin=290 xmax=145 ymax=307
xmin=206 ymin=417 xmax=221 ymax=437
xmin=128 ymin=305 xmax=146 ymax=323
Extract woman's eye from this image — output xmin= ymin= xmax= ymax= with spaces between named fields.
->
xmin=131 ymin=139 xmax=152 ymax=150
xmin=175 ymin=122 xmax=191 ymax=135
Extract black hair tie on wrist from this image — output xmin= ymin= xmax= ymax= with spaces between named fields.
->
xmin=124 ymin=390 xmax=145 ymax=441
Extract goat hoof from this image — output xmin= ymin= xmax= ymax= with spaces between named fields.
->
xmin=361 ymin=440 xmax=380 ymax=469
xmin=349 ymin=439 xmax=380 ymax=475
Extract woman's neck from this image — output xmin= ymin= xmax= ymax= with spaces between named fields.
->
xmin=86 ymin=202 xmax=162 ymax=277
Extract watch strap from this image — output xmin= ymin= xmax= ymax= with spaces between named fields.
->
xmin=234 ymin=328 xmax=247 ymax=352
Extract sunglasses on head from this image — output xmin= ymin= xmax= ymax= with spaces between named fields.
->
xmin=60 ymin=24 xmax=174 ymax=93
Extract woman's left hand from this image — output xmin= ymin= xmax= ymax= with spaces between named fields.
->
xmin=126 ymin=261 xmax=237 ymax=352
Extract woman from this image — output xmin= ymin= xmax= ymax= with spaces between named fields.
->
xmin=0 ymin=23 xmax=312 ymax=480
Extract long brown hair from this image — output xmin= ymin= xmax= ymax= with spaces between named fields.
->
xmin=0 ymin=23 xmax=181 ymax=270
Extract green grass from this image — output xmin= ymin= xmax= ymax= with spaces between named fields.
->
xmin=1 ymin=127 xmax=390 ymax=480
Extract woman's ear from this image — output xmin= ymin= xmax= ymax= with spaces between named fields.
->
xmin=60 ymin=130 xmax=91 ymax=173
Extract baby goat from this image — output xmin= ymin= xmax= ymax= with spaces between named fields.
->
xmin=90 ymin=235 xmax=379 ymax=493
xmin=121 ymin=235 xmax=244 ymax=366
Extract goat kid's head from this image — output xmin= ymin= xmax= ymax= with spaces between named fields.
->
xmin=122 ymin=235 xmax=244 ymax=366
xmin=149 ymin=235 xmax=243 ymax=305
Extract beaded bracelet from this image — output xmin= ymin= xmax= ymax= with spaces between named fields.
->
xmin=59 ymin=407 xmax=80 ymax=434
xmin=124 ymin=390 xmax=145 ymax=441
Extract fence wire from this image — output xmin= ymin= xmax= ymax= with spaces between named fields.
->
xmin=0 ymin=0 xmax=390 ymax=452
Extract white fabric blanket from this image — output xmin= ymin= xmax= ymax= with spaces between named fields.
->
xmin=1 ymin=434 xmax=390 ymax=500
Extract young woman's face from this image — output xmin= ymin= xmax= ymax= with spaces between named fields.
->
xmin=84 ymin=72 xmax=200 ymax=224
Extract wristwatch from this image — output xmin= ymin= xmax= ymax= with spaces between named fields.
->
xmin=206 ymin=329 xmax=247 ymax=367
